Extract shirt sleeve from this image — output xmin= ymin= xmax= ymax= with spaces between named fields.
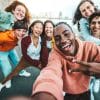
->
xmin=0 ymin=10 xmax=14 ymax=31
xmin=32 ymin=50 xmax=64 ymax=100
xmin=79 ymin=18 xmax=100 ymax=45
xmin=0 ymin=31 xmax=10 ymax=43
xmin=90 ymin=44 xmax=100 ymax=62
xmin=21 ymin=36 xmax=40 ymax=67
xmin=0 ymin=32 xmax=6 ymax=42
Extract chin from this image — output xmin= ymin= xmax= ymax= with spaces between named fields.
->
xmin=17 ymin=17 xmax=23 ymax=21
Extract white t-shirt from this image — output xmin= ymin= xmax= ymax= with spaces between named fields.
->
xmin=27 ymin=36 xmax=41 ymax=60
xmin=46 ymin=40 xmax=52 ymax=49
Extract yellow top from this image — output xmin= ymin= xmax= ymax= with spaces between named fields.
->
xmin=51 ymin=36 xmax=55 ymax=48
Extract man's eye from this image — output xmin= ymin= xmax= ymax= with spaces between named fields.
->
xmin=64 ymin=33 xmax=70 ymax=37
xmin=55 ymin=36 xmax=61 ymax=41
xmin=91 ymin=22 xmax=96 ymax=25
xmin=64 ymin=33 xmax=68 ymax=36
xmin=98 ymin=21 xmax=100 ymax=25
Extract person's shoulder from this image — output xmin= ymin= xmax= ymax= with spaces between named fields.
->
xmin=79 ymin=18 xmax=88 ymax=24
xmin=23 ymin=35 xmax=30 ymax=39
xmin=0 ymin=10 xmax=12 ymax=17
xmin=83 ymin=41 xmax=98 ymax=49
xmin=22 ymin=35 xmax=31 ymax=43
xmin=0 ymin=10 xmax=14 ymax=22
xmin=0 ymin=30 xmax=13 ymax=35
xmin=0 ymin=10 xmax=14 ymax=31
xmin=76 ymin=38 xmax=98 ymax=50
xmin=84 ymin=40 xmax=96 ymax=45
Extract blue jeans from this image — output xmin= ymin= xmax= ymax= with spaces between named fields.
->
xmin=64 ymin=91 xmax=90 ymax=100
xmin=90 ymin=77 xmax=100 ymax=100
xmin=0 ymin=49 xmax=19 ymax=78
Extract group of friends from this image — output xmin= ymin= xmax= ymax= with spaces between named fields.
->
xmin=0 ymin=0 xmax=100 ymax=100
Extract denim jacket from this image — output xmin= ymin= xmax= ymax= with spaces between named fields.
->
xmin=0 ymin=10 xmax=15 ymax=31
xmin=79 ymin=18 xmax=100 ymax=45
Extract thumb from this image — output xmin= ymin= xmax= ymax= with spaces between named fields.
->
xmin=72 ymin=60 xmax=89 ymax=66
xmin=69 ymin=68 xmax=81 ymax=73
xmin=65 ymin=56 xmax=74 ymax=61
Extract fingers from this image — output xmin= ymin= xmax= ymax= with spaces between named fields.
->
xmin=70 ymin=68 xmax=90 ymax=76
xmin=65 ymin=56 xmax=74 ymax=61
xmin=69 ymin=68 xmax=82 ymax=73
xmin=72 ymin=59 xmax=90 ymax=66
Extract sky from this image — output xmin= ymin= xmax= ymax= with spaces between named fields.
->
xmin=19 ymin=0 xmax=100 ymax=19
xmin=19 ymin=0 xmax=81 ymax=18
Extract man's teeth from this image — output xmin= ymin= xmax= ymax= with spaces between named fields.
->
xmin=62 ymin=44 xmax=70 ymax=49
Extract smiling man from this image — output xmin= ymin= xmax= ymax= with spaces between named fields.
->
xmin=54 ymin=23 xmax=76 ymax=56
xmin=89 ymin=11 xmax=100 ymax=39
xmin=31 ymin=22 xmax=100 ymax=100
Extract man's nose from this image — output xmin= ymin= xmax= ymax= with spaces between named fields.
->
xmin=61 ymin=36 xmax=65 ymax=42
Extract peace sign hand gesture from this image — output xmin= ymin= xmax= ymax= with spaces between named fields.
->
xmin=70 ymin=59 xmax=100 ymax=77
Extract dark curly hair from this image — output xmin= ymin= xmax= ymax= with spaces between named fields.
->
xmin=89 ymin=10 xmax=100 ymax=24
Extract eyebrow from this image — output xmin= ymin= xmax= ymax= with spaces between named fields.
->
xmin=62 ymin=30 xmax=69 ymax=34
xmin=91 ymin=21 xmax=100 ymax=23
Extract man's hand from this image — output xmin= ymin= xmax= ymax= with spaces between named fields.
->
xmin=70 ymin=60 xmax=100 ymax=77
xmin=65 ymin=56 xmax=74 ymax=61
xmin=70 ymin=60 xmax=90 ymax=75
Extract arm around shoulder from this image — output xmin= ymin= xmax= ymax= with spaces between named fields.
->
xmin=79 ymin=18 xmax=100 ymax=45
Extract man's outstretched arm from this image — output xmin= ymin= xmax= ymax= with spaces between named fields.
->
xmin=31 ymin=92 xmax=56 ymax=100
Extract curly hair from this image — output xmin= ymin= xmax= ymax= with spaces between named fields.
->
xmin=5 ymin=1 xmax=31 ymax=24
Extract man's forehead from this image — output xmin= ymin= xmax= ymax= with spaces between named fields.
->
xmin=92 ymin=16 xmax=100 ymax=21
xmin=54 ymin=24 xmax=72 ymax=35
